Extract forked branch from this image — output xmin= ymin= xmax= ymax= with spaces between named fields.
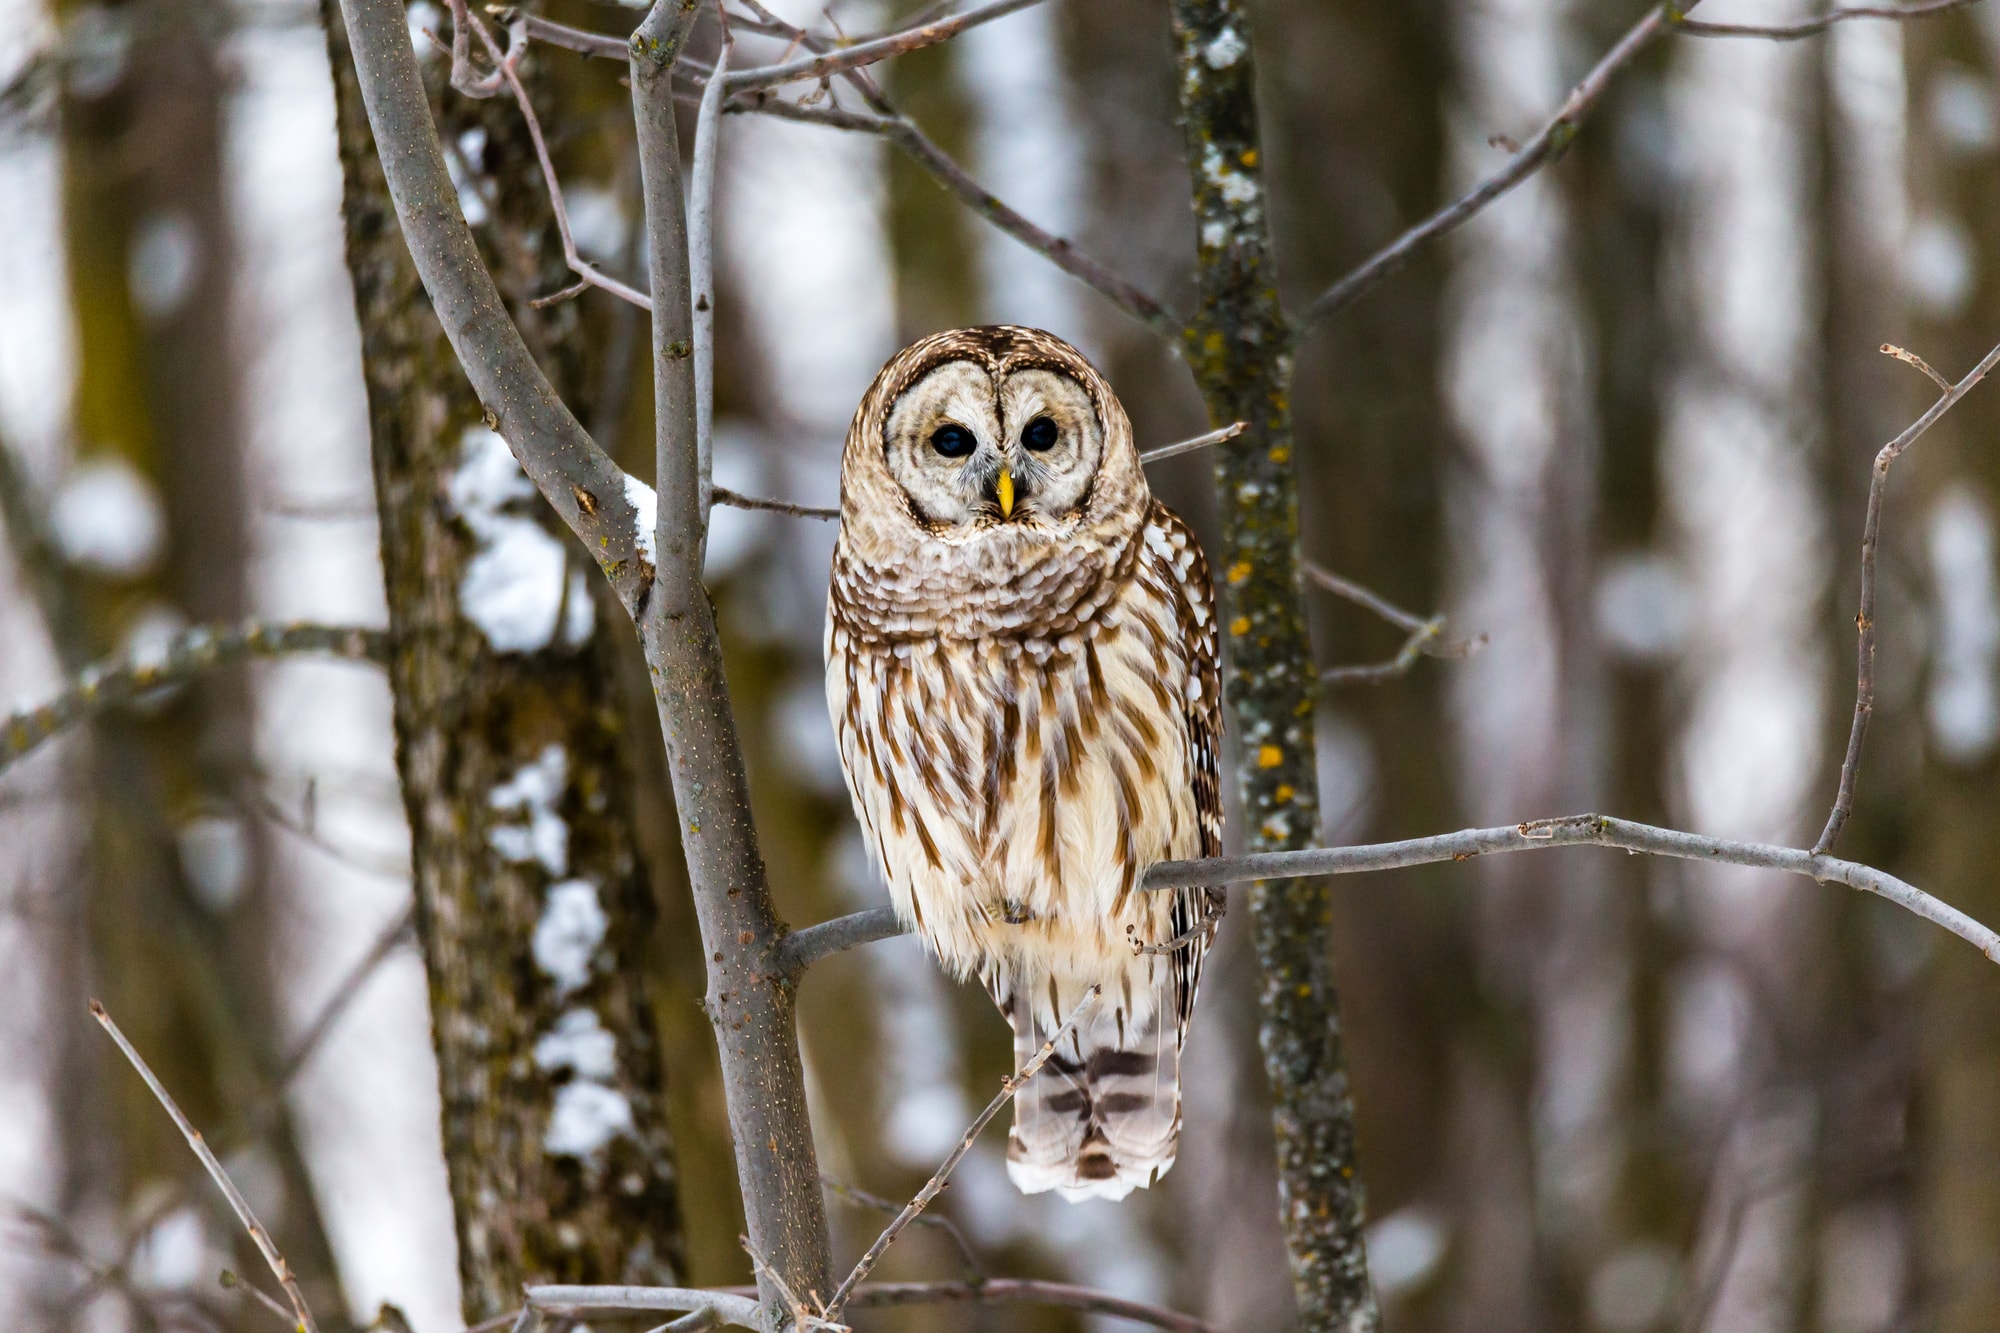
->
xmin=1813 ymin=339 xmax=2000 ymax=854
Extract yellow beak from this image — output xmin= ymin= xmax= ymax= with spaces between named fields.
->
xmin=996 ymin=464 xmax=1015 ymax=519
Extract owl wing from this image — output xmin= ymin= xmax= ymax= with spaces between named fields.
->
xmin=1143 ymin=501 xmax=1225 ymax=1042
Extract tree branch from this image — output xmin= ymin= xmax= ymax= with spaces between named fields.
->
xmin=332 ymin=0 xmax=653 ymax=614
xmin=779 ymin=905 xmax=902 ymax=975
xmin=1138 ymin=420 xmax=1245 ymax=465
xmin=91 ymin=1002 xmax=322 ymax=1333
xmin=723 ymin=0 xmax=1047 ymax=96
xmin=1813 ymin=339 xmax=2000 ymax=854
xmin=840 ymin=1280 xmax=1217 ymax=1332
xmin=691 ymin=21 xmax=731 ymax=536
xmin=2 ymin=621 xmax=387 ymax=776
xmin=504 ymin=5 xmax=1180 ymax=337
xmin=1675 ymin=0 xmax=1984 ymax=41
xmin=1144 ymin=814 xmax=2000 ymax=962
xmin=1302 ymin=560 xmax=1484 ymax=687
xmin=783 ymin=811 xmax=2000 ymax=970
xmin=630 ymin=0 xmax=834 ymax=1317
xmin=1303 ymin=2 xmax=1692 ymax=329
xmin=522 ymin=1285 xmax=762 ymax=1329
xmin=824 ymin=988 xmax=1102 ymax=1318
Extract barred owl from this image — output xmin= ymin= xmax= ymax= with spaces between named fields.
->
xmin=826 ymin=326 xmax=1224 ymax=1201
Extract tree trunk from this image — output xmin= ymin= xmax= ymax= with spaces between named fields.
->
xmin=319 ymin=5 xmax=686 ymax=1318
xmin=1165 ymin=3 xmax=1379 ymax=1326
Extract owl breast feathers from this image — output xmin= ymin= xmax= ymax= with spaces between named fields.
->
xmin=825 ymin=325 xmax=1223 ymax=1201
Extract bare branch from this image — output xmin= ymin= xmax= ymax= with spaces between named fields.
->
xmin=711 ymin=486 xmax=839 ymax=520
xmin=725 ymin=0 xmax=1044 ymax=95
xmin=780 ymin=906 xmax=902 ymax=974
xmin=1882 ymin=341 xmax=1952 ymax=392
xmin=507 ymin=4 xmax=1179 ymax=336
xmin=630 ymin=0 xmax=835 ymax=1314
xmin=1303 ymin=560 xmax=1483 ymax=685
xmin=1138 ymin=421 xmax=1246 ymax=465
xmin=91 ymin=1002 xmax=322 ymax=1333
xmin=825 ymin=987 xmax=1103 ymax=1317
xmin=522 ymin=1285 xmax=762 ymax=1329
xmin=1813 ymin=340 xmax=2000 ymax=854
xmin=821 ymin=1176 xmax=983 ymax=1281
xmin=1303 ymin=3 xmax=1690 ymax=327
xmin=2 ymin=621 xmax=387 ymax=777
xmin=841 ymin=1279 xmax=1218 ymax=1332
xmin=457 ymin=7 xmax=654 ymax=311
xmin=1304 ymin=560 xmax=1432 ymax=633
xmin=1675 ymin=0 xmax=1984 ymax=41
xmin=691 ymin=23 xmax=732 ymax=536
xmin=783 ymin=814 xmax=2000 ymax=971
xmin=333 ymin=0 xmax=653 ymax=614
xmin=515 ymin=11 xmax=627 ymax=61
xmin=1144 ymin=814 xmax=2000 ymax=964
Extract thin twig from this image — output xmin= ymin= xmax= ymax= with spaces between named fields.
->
xmin=1675 ymin=0 xmax=1984 ymax=41
xmin=1302 ymin=560 xmax=1431 ymax=633
xmin=742 ymin=1236 xmax=845 ymax=1330
xmin=1304 ymin=2 xmax=1693 ymax=327
xmin=780 ymin=905 xmax=902 ymax=975
xmin=825 ymin=987 xmax=1102 ymax=1317
xmin=724 ymin=0 xmax=1047 ymax=96
xmin=220 ymin=1269 xmax=301 ymax=1329
xmin=2 ymin=622 xmax=388 ymax=776
xmin=1303 ymin=560 xmax=1485 ymax=684
xmin=1882 ymin=341 xmax=1952 ymax=393
xmin=521 ymin=1285 xmax=763 ymax=1328
xmin=465 ymin=9 xmax=654 ymax=311
xmin=91 ymin=1001 xmax=322 ymax=1333
xmin=1813 ymin=339 xmax=2000 ymax=854
xmin=821 ymin=1175 xmax=983 ymax=1281
xmin=840 ymin=1279 xmax=1217 ymax=1332
xmin=506 ymin=4 xmax=1179 ymax=336
xmin=691 ymin=15 xmax=731 ymax=541
xmin=711 ymin=485 xmax=839 ymax=519
xmin=1132 ymin=907 xmax=1225 ymax=957
xmin=1137 ymin=421 xmax=1245 ymax=465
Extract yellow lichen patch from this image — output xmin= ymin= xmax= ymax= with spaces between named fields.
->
xmin=1240 ymin=148 xmax=1259 ymax=169
xmin=1274 ymin=783 xmax=1295 ymax=803
xmin=1257 ymin=744 xmax=1283 ymax=768
xmin=1226 ymin=560 xmax=1253 ymax=585
xmin=1229 ymin=615 xmax=1251 ymax=636
xmin=1268 ymin=446 xmax=1289 ymax=465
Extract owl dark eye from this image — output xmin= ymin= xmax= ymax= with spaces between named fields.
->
xmin=929 ymin=424 xmax=977 ymax=458
xmin=1022 ymin=416 xmax=1060 ymax=451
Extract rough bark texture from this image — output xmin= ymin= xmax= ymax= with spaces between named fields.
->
xmin=1165 ymin=2 xmax=1379 ymax=1327
xmin=321 ymin=4 xmax=685 ymax=1318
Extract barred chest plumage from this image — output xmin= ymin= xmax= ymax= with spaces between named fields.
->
xmin=826 ymin=503 xmax=1215 ymax=1031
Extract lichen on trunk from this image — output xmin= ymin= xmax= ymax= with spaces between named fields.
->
xmin=1165 ymin=1 xmax=1380 ymax=1326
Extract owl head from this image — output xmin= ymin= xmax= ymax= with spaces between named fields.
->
xmin=834 ymin=327 xmax=1150 ymax=637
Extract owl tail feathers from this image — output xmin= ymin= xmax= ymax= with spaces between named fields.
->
xmin=1002 ymin=994 xmax=1182 ymax=1202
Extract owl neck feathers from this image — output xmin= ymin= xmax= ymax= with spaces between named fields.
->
xmin=830 ymin=499 xmax=1147 ymax=644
